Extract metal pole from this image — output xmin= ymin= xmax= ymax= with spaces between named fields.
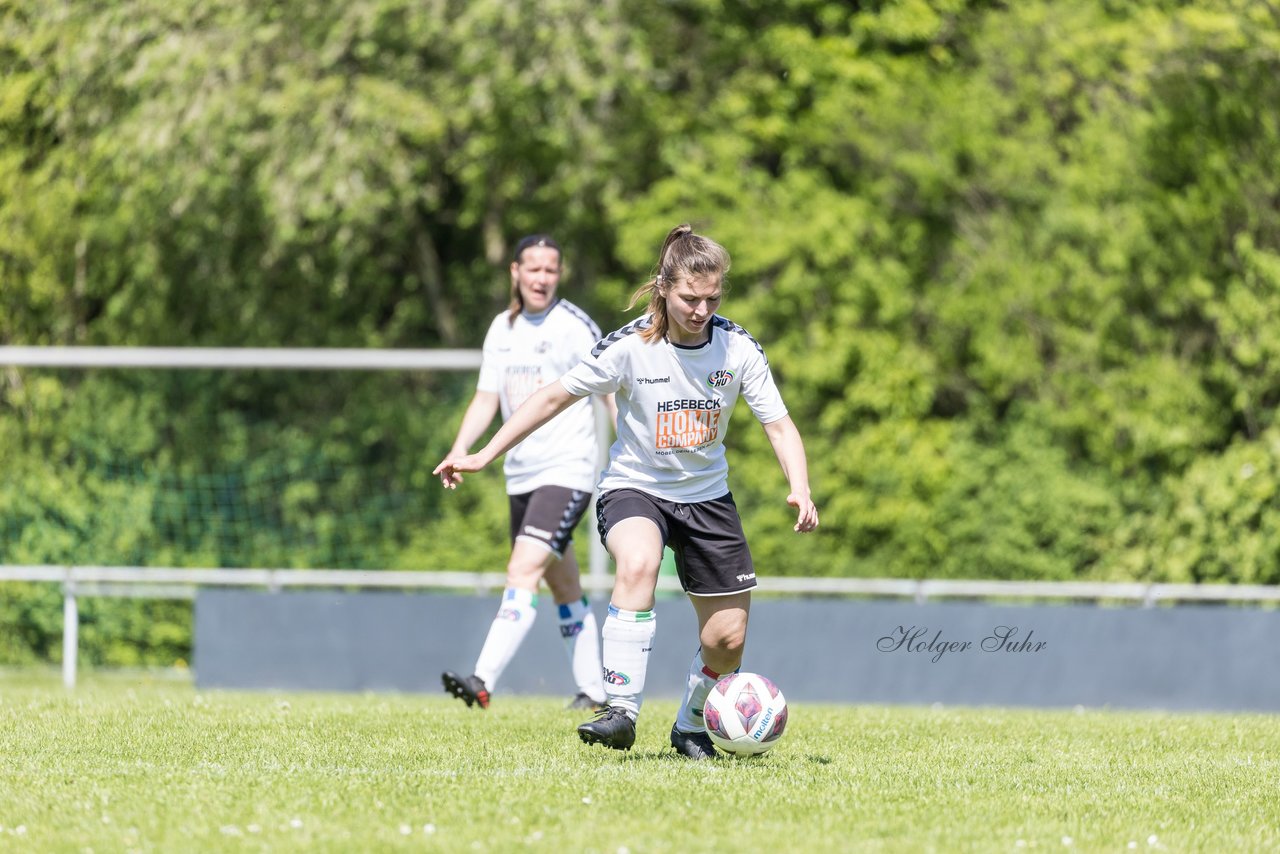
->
xmin=62 ymin=573 xmax=78 ymax=690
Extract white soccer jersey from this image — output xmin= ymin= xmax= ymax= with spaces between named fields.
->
xmin=477 ymin=299 xmax=603 ymax=494
xmin=560 ymin=315 xmax=787 ymax=503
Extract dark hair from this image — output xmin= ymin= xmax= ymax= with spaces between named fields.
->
xmin=507 ymin=234 xmax=563 ymax=323
xmin=512 ymin=234 xmax=561 ymax=263
xmin=627 ymin=224 xmax=730 ymax=343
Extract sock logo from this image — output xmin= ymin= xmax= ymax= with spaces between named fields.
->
xmin=497 ymin=608 xmax=523 ymax=622
xmin=603 ymin=668 xmax=631 ymax=686
xmin=560 ymin=621 xmax=584 ymax=638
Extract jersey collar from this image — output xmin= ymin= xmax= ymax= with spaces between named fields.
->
xmin=668 ymin=316 xmax=715 ymax=350
xmin=521 ymin=298 xmax=560 ymax=322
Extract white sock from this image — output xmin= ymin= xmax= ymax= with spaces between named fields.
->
xmin=473 ymin=587 xmax=538 ymax=691
xmin=558 ymin=597 xmax=605 ymax=703
xmin=600 ymin=604 xmax=656 ymax=719
xmin=675 ymin=648 xmax=722 ymax=733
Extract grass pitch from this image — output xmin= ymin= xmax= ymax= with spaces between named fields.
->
xmin=1 ymin=669 xmax=1276 ymax=852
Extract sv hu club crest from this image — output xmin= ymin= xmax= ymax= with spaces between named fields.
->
xmin=706 ymin=369 xmax=734 ymax=388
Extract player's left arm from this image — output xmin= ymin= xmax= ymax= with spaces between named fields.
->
xmin=760 ymin=415 xmax=819 ymax=533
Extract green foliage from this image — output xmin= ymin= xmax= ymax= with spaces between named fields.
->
xmin=1120 ymin=428 xmax=1280 ymax=585
xmin=4 ymin=0 xmax=1280 ymax=662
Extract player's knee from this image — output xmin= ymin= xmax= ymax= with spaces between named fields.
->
xmin=505 ymin=556 xmax=545 ymax=588
xmin=608 ymin=560 xmax=660 ymax=606
xmin=613 ymin=559 xmax=658 ymax=587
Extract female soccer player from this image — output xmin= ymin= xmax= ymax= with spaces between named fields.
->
xmin=439 ymin=234 xmax=614 ymax=713
xmin=435 ymin=225 xmax=819 ymax=759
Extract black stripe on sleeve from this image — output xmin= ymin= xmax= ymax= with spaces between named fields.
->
xmin=590 ymin=316 xmax=652 ymax=358
xmin=556 ymin=299 xmax=602 ymax=340
xmin=711 ymin=316 xmax=768 ymax=364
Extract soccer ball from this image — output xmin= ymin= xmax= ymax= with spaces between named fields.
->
xmin=702 ymin=672 xmax=788 ymax=756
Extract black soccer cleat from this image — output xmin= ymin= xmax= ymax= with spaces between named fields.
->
xmin=669 ymin=724 xmax=718 ymax=760
xmin=577 ymin=706 xmax=636 ymax=751
xmin=566 ymin=692 xmax=607 ymax=713
xmin=442 ymin=671 xmax=490 ymax=709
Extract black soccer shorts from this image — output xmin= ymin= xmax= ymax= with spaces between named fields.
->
xmin=595 ymin=487 xmax=757 ymax=597
xmin=508 ymin=485 xmax=592 ymax=558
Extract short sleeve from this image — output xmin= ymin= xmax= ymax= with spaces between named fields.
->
xmin=561 ymin=347 xmax=623 ymax=397
xmin=738 ymin=339 xmax=788 ymax=425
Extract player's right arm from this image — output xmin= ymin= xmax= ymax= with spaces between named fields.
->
xmin=448 ymin=390 xmax=500 ymax=457
xmin=434 ymin=380 xmax=583 ymax=488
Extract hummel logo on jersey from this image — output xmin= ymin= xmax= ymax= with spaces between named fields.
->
xmin=535 ymin=341 xmax=551 ymax=354
xmin=637 ymin=376 xmax=671 ymax=384
xmin=707 ymin=369 xmax=734 ymax=388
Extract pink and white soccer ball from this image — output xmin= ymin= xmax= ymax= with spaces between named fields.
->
xmin=702 ymin=672 xmax=788 ymax=756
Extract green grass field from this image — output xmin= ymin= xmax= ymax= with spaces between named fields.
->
xmin=1 ymin=669 xmax=1276 ymax=853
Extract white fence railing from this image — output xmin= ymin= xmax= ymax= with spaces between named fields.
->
xmin=4 ymin=564 xmax=1280 ymax=690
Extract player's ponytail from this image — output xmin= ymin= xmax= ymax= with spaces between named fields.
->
xmin=627 ymin=224 xmax=730 ymax=343
xmin=507 ymin=284 xmax=525 ymax=326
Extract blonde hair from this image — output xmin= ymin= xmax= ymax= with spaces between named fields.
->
xmin=627 ymin=224 xmax=731 ymax=343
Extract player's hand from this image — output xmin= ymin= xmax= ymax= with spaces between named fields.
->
xmin=787 ymin=492 xmax=819 ymax=533
xmin=433 ymin=454 xmax=486 ymax=489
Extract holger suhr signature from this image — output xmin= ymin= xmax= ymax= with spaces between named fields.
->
xmin=877 ymin=625 xmax=1047 ymax=663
